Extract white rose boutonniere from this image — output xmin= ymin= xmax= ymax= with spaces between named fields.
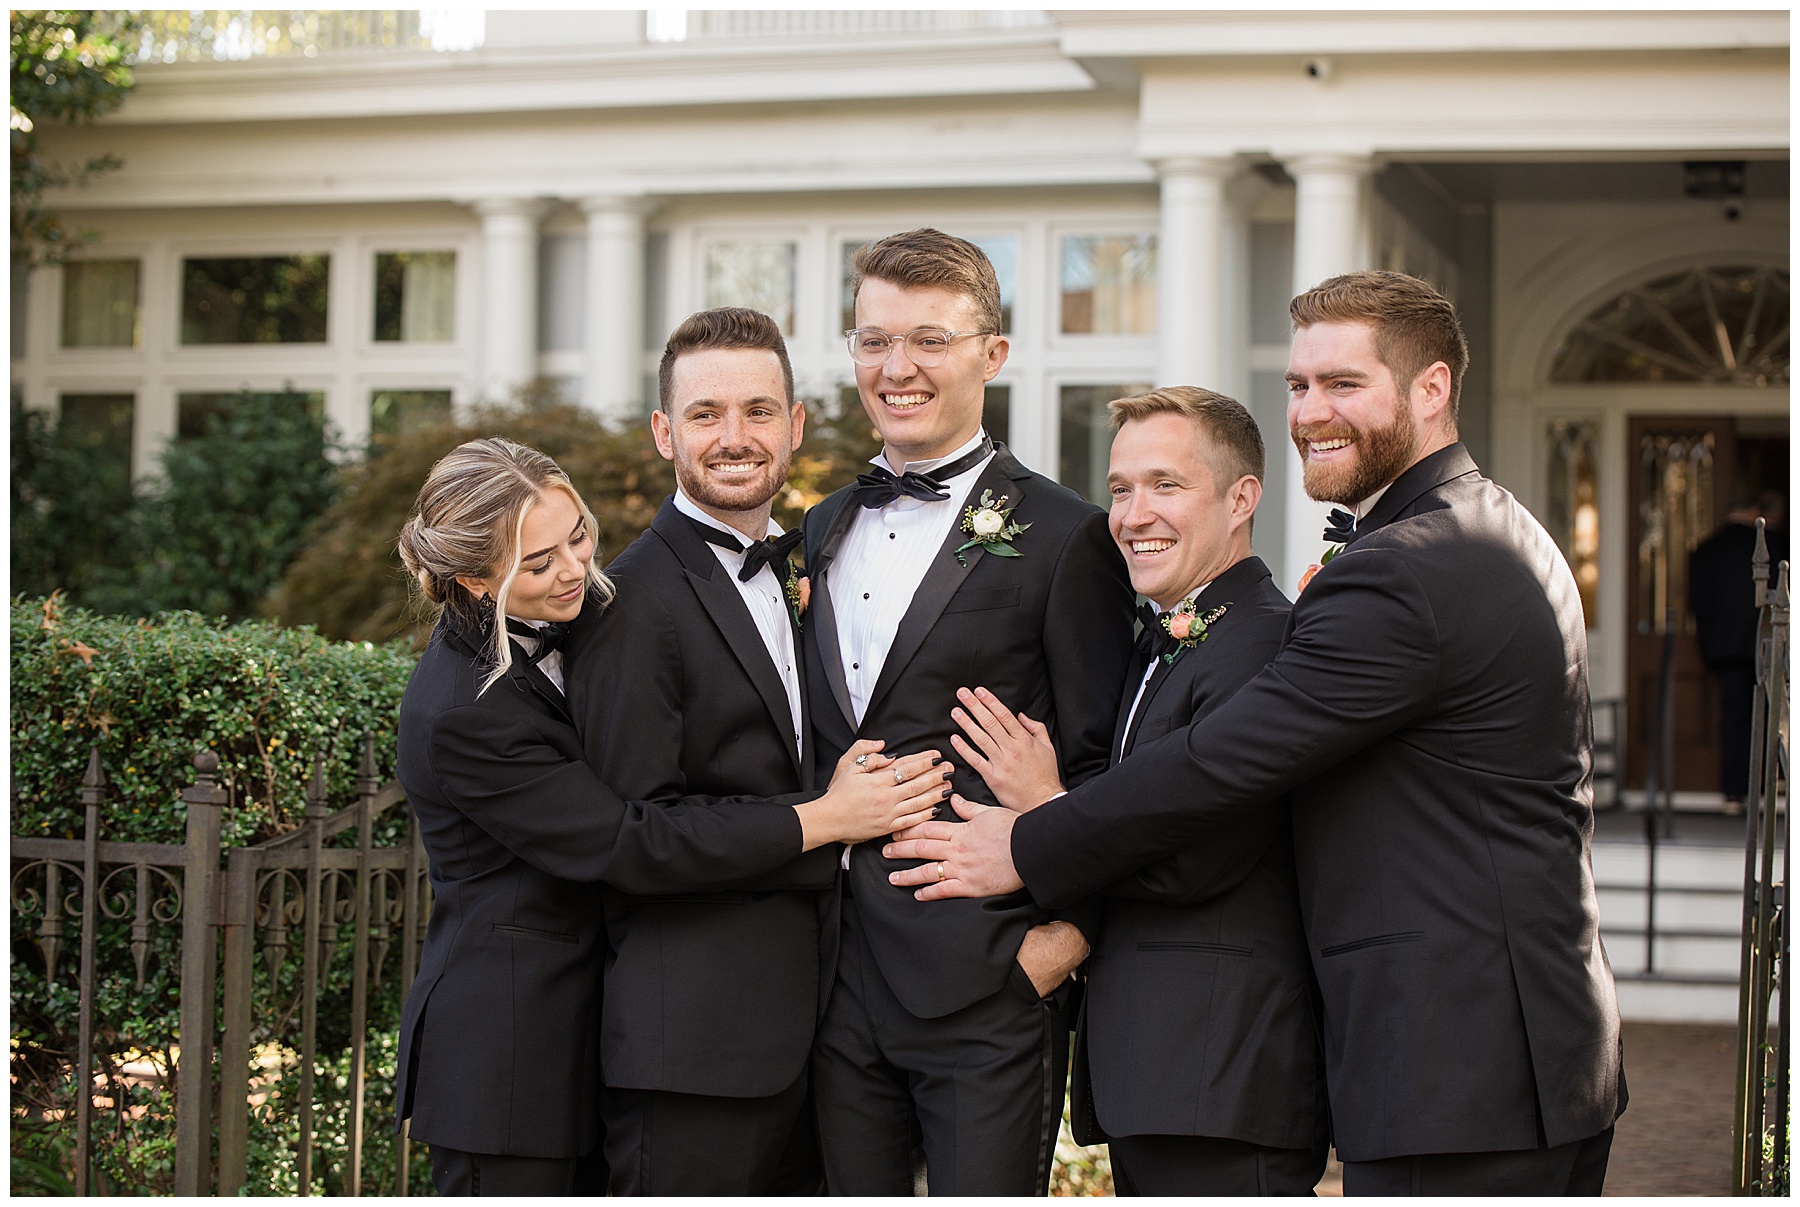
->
xmin=954 ymin=489 xmax=1030 ymax=566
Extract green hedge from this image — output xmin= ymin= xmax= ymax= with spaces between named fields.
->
xmin=12 ymin=593 xmax=416 ymax=848
xmin=11 ymin=597 xmax=422 ymax=1194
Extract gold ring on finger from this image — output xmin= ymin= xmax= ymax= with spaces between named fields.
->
xmin=937 ymin=861 xmax=948 ymax=882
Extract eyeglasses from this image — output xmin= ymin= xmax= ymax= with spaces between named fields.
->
xmin=844 ymin=326 xmax=993 ymax=367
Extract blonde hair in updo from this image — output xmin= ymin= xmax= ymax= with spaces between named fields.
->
xmin=397 ymin=437 xmax=613 ymax=693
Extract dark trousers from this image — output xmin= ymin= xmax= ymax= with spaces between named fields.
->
xmin=813 ymin=896 xmax=1068 ymax=1195
xmin=1716 ymin=661 xmax=1756 ymax=800
xmin=1341 ymin=1126 xmax=1614 ymax=1196
xmin=602 ymin=1070 xmax=813 ymax=1195
xmin=430 ymin=1146 xmax=586 ymax=1196
xmin=1110 ymin=1132 xmax=1327 ymax=1196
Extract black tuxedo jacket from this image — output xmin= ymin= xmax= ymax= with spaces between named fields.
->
xmin=1014 ymin=444 xmax=1624 ymax=1162
xmin=577 ymin=498 xmax=837 ymax=1098
xmin=802 ymin=443 xmax=1135 ymax=1019
xmin=395 ymin=583 xmax=804 ymax=1158
xmin=1076 ymin=556 xmax=1327 ymax=1151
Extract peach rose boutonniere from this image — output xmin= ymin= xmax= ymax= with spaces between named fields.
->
xmin=954 ymin=489 xmax=1030 ymax=567
xmin=1159 ymin=599 xmax=1230 ymax=664
xmin=785 ymin=563 xmax=810 ymax=627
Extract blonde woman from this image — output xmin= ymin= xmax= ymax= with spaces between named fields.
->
xmin=393 ymin=438 xmax=947 ymax=1196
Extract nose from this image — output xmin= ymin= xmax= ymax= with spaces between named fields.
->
xmin=1115 ymin=488 xmax=1156 ymax=531
xmin=880 ymin=339 xmax=919 ymax=379
xmin=1289 ymin=381 xmax=1333 ymax=429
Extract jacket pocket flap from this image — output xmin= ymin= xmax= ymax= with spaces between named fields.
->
xmin=943 ymin=584 xmax=1022 ymax=614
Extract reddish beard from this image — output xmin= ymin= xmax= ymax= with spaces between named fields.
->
xmin=1293 ymin=403 xmax=1418 ymax=505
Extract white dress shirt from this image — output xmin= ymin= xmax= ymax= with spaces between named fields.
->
xmin=673 ymin=490 xmax=805 ymax=759
xmin=829 ymin=430 xmax=996 ymax=726
xmin=1121 ymin=581 xmax=1211 ymax=752
xmin=506 ymin=617 xmax=565 ymax=693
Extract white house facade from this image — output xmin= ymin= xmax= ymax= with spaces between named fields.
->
xmin=14 ymin=9 xmax=1790 ymax=805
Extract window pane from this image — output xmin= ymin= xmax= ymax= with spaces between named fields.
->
xmin=57 ymin=394 xmax=135 ymax=491
xmin=181 ymin=255 xmax=330 ymax=345
xmin=984 ymin=384 xmax=1011 ymax=445
xmin=1551 ymin=265 xmax=1789 ymax=386
xmin=1060 ymin=382 xmax=1150 ymax=504
xmin=1061 ymin=235 xmax=1156 ymax=335
xmin=178 ymin=391 xmax=325 ymax=439
xmin=1546 ymin=419 xmax=1600 ymax=628
xmin=841 ymin=235 xmax=1017 ymax=334
xmin=62 ymin=260 xmax=141 ymax=348
xmin=705 ymin=241 xmax=795 ymax=334
xmin=370 ymin=389 xmax=453 ymax=447
xmin=374 ymin=251 xmax=456 ymax=343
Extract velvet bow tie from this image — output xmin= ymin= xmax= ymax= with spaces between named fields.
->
xmin=687 ymin=517 xmax=804 ymax=583
xmin=504 ymin=617 xmax=568 ymax=667
xmin=1134 ymin=601 xmax=1178 ymax=663
xmin=1323 ymin=507 xmax=1358 ymax=546
xmin=849 ymin=436 xmax=994 ymax=509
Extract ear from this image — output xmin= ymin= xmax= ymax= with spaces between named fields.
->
xmin=453 ymin=575 xmax=490 ymax=600
xmin=788 ymin=399 xmax=807 ymax=452
xmin=1412 ymin=360 xmax=1454 ymax=430
xmin=649 ymin=406 xmax=676 ymax=461
xmin=1228 ymin=474 xmax=1262 ymax=532
xmin=982 ymin=333 xmax=1011 ymax=382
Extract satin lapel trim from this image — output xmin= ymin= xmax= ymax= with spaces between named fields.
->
xmin=861 ymin=459 xmax=1027 ymax=723
xmin=1112 ymin=651 xmax=1152 ymax=764
xmin=808 ymin=492 xmax=861 ymax=731
xmin=683 ymin=566 xmax=805 ymax=782
xmin=509 ymin=655 xmax=571 ymax=724
xmin=1354 ymin=442 xmax=1479 ymax=541
xmin=1123 ymin=653 xmax=1181 ymax=757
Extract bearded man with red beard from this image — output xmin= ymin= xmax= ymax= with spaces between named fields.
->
xmin=887 ymin=270 xmax=1627 ymax=1196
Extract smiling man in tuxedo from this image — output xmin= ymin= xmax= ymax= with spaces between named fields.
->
xmin=589 ymin=306 xmax=839 ymax=1194
xmin=802 ymin=229 xmax=1135 ymax=1195
xmin=888 ymin=271 xmax=1626 ymax=1195
xmin=944 ymin=386 xmax=1329 ymax=1195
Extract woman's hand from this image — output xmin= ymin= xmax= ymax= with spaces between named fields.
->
xmin=949 ymin=687 xmax=1064 ymax=812
xmin=797 ymin=749 xmax=951 ymax=850
xmin=829 ymin=738 xmax=896 ymax=787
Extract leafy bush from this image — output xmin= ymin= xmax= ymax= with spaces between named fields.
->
xmin=11 ymin=594 xmax=420 ymax=1195
xmin=270 ymin=389 xmax=884 ymax=643
xmin=10 ymin=390 xmax=341 ymax=623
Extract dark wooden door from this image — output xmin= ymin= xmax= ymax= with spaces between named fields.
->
xmin=1624 ymin=415 xmax=1736 ymax=793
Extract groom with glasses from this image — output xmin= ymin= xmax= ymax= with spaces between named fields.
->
xmin=802 ymin=228 xmax=1135 ymax=1195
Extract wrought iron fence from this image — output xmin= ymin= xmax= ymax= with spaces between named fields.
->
xmin=1733 ymin=519 xmax=1789 ymax=1195
xmin=11 ymin=734 xmax=428 ymax=1195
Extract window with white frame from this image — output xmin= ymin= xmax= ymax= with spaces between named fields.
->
xmin=61 ymin=259 xmax=141 ymax=348
xmin=1059 ymin=235 xmax=1156 ymax=336
xmin=1059 ymin=382 xmax=1151 ymax=504
xmin=180 ymin=255 xmax=330 ymax=345
xmin=705 ymin=240 xmax=796 ymax=334
xmin=374 ymin=251 xmax=456 ymax=343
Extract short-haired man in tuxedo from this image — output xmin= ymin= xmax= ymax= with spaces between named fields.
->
xmin=945 ymin=386 xmax=1329 ymax=1195
xmin=802 ymin=229 xmax=1135 ymax=1194
xmin=588 ymin=307 xmax=840 ymax=1194
xmin=888 ymin=271 xmax=1626 ymax=1195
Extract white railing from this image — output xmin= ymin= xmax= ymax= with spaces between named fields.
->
xmin=132 ymin=10 xmax=484 ymax=63
xmin=673 ymin=10 xmax=1050 ymax=42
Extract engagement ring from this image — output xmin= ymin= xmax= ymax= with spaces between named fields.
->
xmin=894 ymin=767 xmax=905 ymax=784
xmin=854 ymin=753 xmax=870 ymax=769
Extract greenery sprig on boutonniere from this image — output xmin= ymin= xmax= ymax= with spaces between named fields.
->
xmin=1159 ymin=599 xmax=1230 ymax=663
xmin=954 ymin=489 xmax=1030 ymax=567
xmin=784 ymin=562 xmax=809 ymax=628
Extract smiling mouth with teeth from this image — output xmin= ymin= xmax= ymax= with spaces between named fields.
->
xmin=1130 ymin=539 xmax=1175 ymax=555
xmin=1306 ymin=437 xmax=1355 ymax=457
xmin=884 ymin=393 xmax=932 ymax=410
xmin=709 ymin=461 xmax=763 ymax=475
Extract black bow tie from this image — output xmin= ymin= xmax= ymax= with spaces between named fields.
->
xmin=1323 ymin=507 xmax=1357 ymax=546
xmin=1134 ymin=601 xmax=1178 ymax=663
xmin=505 ymin=617 xmax=569 ymax=667
xmin=851 ymin=436 xmax=994 ymax=509
xmin=686 ymin=516 xmax=803 ymax=583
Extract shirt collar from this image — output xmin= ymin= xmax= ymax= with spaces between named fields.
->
xmin=872 ymin=428 xmax=990 ymax=477
xmin=673 ymin=488 xmax=782 ymax=541
xmin=1151 ymin=579 xmax=1214 ymax=614
xmin=1353 ymin=482 xmax=1392 ymax=524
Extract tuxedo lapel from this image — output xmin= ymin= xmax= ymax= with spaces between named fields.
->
xmin=1123 ymin=654 xmax=1180 ymax=757
xmin=861 ymin=453 xmax=1028 ymax=723
xmin=653 ymin=503 xmax=806 ymax=781
xmin=1351 ymin=442 xmax=1480 ymax=544
xmin=1112 ymin=651 xmax=1151 ymax=764
xmin=807 ymin=493 xmax=861 ymax=729
xmin=508 ymin=653 xmax=571 ymax=723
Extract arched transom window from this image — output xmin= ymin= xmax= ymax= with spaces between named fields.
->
xmin=1551 ymin=265 xmax=1789 ymax=386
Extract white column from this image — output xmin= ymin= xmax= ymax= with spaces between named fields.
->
xmin=581 ymin=195 xmax=653 ymax=421
xmin=1154 ymin=157 xmax=1235 ymax=390
xmin=474 ymin=198 xmax=551 ymax=401
xmin=1281 ymin=153 xmax=1373 ymax=594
